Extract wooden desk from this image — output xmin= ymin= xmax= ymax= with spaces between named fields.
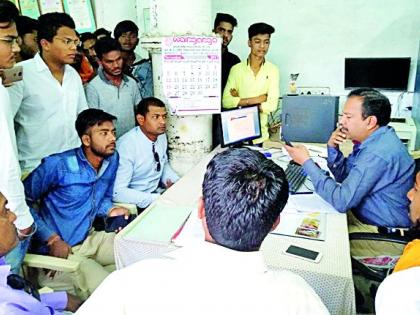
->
xmin=114 ymin=147 xmax=355 ymax=315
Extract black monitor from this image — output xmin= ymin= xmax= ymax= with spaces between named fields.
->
xmin=345 ymin=57 xmax=411 ymax=91
xmin=220 ymin=106 xmax=261 ymax=147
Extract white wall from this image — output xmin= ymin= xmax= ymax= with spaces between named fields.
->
xmin=212 ymin=0 xmax=420 ymax=106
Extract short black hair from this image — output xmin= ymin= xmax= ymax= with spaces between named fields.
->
xmin=113 ymin=20 xmax=138 ymax=39
xmin=202 ymin=148 xmax=289 ymax=251
xmin=75 ymin=109 xmax=117 ymax=138
xmin=16 ymin=16 xmax=38 ymax=37
xmin=93 ymin=27 xmax=111 ymax=39
xmin=37 ymin=13 xmax=75 ymax=49
xmin=248 ymin=22 xmax=275 ymax=39
xmin=0 ymin=0 xmax=19 ymax=27
xmin=213 ymin=13 xmax=237 ymax=30
xmin=348 ymin=88 xmax=391 ymax=126
xmin=80 ymin=32 xmax=96 ymax=43
xmin=135 ymin=97 xmax=165 ymax=117
xmin=94 ymin=37 xmax=121 ymax=60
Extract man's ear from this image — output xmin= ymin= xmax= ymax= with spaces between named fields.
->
xmin=270 ymin=215 xmax=280 ymax=232
xmin=248 ymin=39 xmax=251 ymax=48
xmin=136 ymin=113 xmax=145 ymax=126
xmin=40 ymin=39 xmax=50 ymax=52
xmin=81 ymin=134 xmax=91 ymax=147
xmin=197 ymin=197 xmax=205 ymax=219
xmin=366 ymin=115 xmax=378 ymax=130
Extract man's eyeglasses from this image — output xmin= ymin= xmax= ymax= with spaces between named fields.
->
xmin=152 ymin=143 xmax=161 ymax=172
xmin=0 ymin=36 xmax=19 ymax=47
xmin=54 ymin=36 xmax=80 ymax=48
xmin=7 ymin=274 xmax=41 ymax=301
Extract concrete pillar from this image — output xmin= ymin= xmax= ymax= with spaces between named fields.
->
xmin=141 ymin=0 xmax=213 ymax=176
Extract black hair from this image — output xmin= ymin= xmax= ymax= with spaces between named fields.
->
xmin=135 ymin=97 xmax=165 ymax=117
xmin=93 ymin=27 xmax=111 ymax=39
xmin=15 ymin=16 xmax=38 ymax=36
xmin=0 ymin=0 xmax=19 ymax=27
xmin=80 ymin=32 xmax=96 ymax=43
xmin=113 ymin=20 xmax=139 ymax=39
xmin=348 ymin=88 xmax=391 ymax=126
xmin=248 ymin=22 xmax=275 ymax=39
xmin=37 ymin=13 xmax=75 ymax=49
xmin=202 ymin=148 xmax=289 ymax=251
xmin=213 ymin=13 xmax=237 ymax=30
xmin=75 ymin=109 xmax=117 ymax=138
xmin=94 ymin=37 xmax=121 ymax=60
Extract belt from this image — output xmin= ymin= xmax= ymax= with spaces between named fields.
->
xmin=377 ymin=227 xmax=410 ymax=237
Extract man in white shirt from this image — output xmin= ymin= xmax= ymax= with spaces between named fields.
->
xmin=8 ymin=12 xmax=87 ymax=174
xmin=77 ymin=148 xmax=329 ymax=315
xmin=0 ymin=0 xmax=34 ymax=273
xmin=113 ymin=97 xmax=179 ymax=210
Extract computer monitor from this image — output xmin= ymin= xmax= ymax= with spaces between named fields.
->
xmin=345 ymin=58 xmax=411 ymax=91
xmin=220 ymin=106 xmax=261 ymax=147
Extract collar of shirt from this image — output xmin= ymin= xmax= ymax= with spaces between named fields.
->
xmin=135 ymin=126 xmax=162 ymax=146
xmin=359 ymin=126 xmax=390 ymax=150
xmin=98 ymin=66 xmax=128 ymax=87
xmin=33 ymin=53 xmax=72 ymax=77
xmin=246 ymin=56 xmax=266 ymax=66
xmin=75 ymin=146 xmax=111 ymax=178
xmin=0 ymin=257 xmax=11 ymax=287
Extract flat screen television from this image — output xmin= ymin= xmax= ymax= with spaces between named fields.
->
xmin=220 ymin=106 xmax=261 ymax=147
xmin=345 ymin=58 xmax=410 ymax=91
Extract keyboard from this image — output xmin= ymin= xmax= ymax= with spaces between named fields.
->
xmin=285 ymin=161 xmax=307 ymax=193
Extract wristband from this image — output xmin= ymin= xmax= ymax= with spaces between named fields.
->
xmin=47 ymin=234 xmax=61 ymax=247
xmin=17 ymin=223 xmax=37 ymax=239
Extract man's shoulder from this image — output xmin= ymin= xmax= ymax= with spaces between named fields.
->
xmin=41 ymin=148 xmax=79 ymax=165
xmin=225 ymin=50 xmax=240 ymax=62
xmin=117 ymin=128 xmax=139 ymax=148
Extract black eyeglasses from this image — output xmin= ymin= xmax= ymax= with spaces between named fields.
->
xmin=7 ymin=274 xmax=40 ymax=301
xmin=152 ymin=143 xmax=161 ymax=172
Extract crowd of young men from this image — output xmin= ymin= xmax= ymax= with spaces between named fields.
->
xmin=0 ymin=0 xmax=419 ymax=313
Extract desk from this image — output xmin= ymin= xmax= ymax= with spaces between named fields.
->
xmin=114 ymin=147 xmax=356 ymax=315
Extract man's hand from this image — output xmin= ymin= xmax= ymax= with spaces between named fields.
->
xmin=257 ymin=94 xmax=268 ymax=104
xmin=165 ymin=179 xmax=174 ymax=189
xmin=108 ymin=207 xmax=131 ymax=233
xmin=230 ymin=88 xmax=239 ymax=97
xmin=48 ymin=235 xmax=72 ymax=259
xmin=65 ymin=293 xmax=83 ymax=312
xmin=17 ymin=225 xmax=33 ymax=240
xmin=284 ymin=144 xmax=311 ymax=165
xmin=327 ymin=127 xmax=347 ymax=148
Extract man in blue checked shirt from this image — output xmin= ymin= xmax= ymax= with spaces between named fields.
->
xmin=24 ymin=108 xmax=130 ymax=297
xmin=285 ymin=88 xmax=414 ymax=256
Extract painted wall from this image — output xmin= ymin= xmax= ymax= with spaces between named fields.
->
xmin=211 ymin=0 xmax=420 ymax=109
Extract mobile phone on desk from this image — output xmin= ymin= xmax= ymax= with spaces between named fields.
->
xmin=2 ymin=65 xmax=23 ymax=85
xmin=104 ymin=214 xmax=136 ymax=233
xmin=283 ymin=245 xmax=322 ymax=263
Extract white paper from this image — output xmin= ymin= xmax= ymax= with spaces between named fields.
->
xmin=283 ymin=193 xmax=338 ymax=214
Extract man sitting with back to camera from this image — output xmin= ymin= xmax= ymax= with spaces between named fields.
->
xmin=24 ymin=109 xmax=130 ymax=297
xmin=76 ymin=148 xmax=329 ymax=314
xmin=285 ymin=88 xmax=414 ymax=255
xmin=113 ymin=97 xmax=179 ymax=211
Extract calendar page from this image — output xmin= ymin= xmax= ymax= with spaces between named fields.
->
xmin=162 ymin=35 xmax=222 ymax=115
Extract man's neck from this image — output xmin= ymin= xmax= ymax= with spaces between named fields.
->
xmin=83 ymin=147 xmax=104 ymax=172
xmin=248 ymin=54 xmax=264 ymax=75
xmin=41 ymin=52 xmax=65 ymax=82
xmin=139 ymin=126 xmax=158 ymax=142
xmin=103 ymin=70 xmax=123 ymax=87
xmin=221 ymin=45 xmax=228 ymax=54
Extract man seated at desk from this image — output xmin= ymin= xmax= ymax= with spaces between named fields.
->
xmin=113 ymin=97 xmax=179 ymax=210
xmin=285 ymin=88 xmax=414 ymax=256
xmin=222 ymin=22 xmax=279 ymax=145
xmin=24 ymin=109 xmax=130 ymax=296
xmin=76 ymin=148 xmax=329 ymax=315
xmin=0 ymin=191 xmax=82 ymax=313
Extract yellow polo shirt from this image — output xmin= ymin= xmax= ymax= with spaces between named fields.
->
xmin=222 ymin=59 xmax=280 ymax=144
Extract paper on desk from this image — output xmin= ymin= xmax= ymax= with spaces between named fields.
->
xmin=271 ymin=212 xmax=326 ymax=241
xmin=283 ymin=194 xmax=338 ymax=214
xmin=172 ymin=208 xmax=205 ymax=246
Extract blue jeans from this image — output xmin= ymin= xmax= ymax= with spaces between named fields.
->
xmin=5 ymin=237 xmax=31 ymax=274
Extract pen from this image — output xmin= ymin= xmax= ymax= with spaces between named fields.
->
xmin=292 ymin=191 xmax=314 ymax=195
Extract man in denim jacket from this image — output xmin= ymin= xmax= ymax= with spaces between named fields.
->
xmin=24 ymin=109 xmax=129 ymax=297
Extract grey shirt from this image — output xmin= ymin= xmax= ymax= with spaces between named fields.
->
xmin=86 ymin=68 xmax=142 ymax=137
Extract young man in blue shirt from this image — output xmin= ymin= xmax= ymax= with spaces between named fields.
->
xmin=24 ymin=108 xmax=130 ymax=297
xmin=285 ymin=88 xmax=414 ymax=255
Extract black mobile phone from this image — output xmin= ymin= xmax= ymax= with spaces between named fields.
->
xmin=104 ymin=214 xmax=136 ymax=233
xmin=282 ymin=135 xmax=293 ymax=147
xmin=283 ymin=245 xmax=322 ymax=263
